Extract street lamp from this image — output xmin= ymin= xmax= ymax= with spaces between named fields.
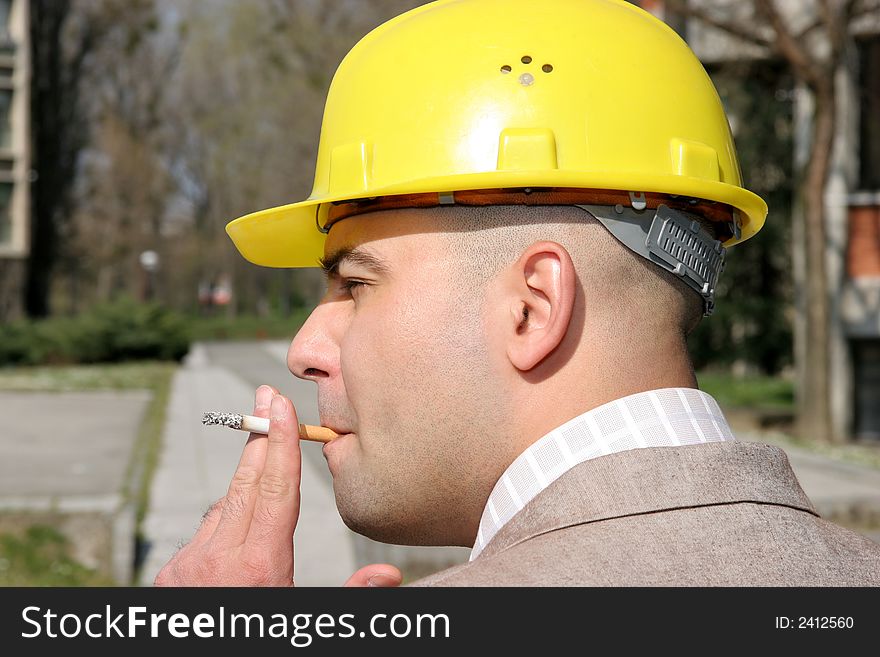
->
xmin=139 ymin=250 xmax=160 ymax=301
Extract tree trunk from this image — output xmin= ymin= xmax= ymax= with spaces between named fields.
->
xmin=798 ymin=79 xmax=836 ymax=443
xmin=0 ymin=258 xmax=25 ymax=321
xmin=24 ymin=1 xmax=69 ymax=317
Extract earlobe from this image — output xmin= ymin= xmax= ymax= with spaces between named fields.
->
xmin=507 ymin=242 xmax=576 ymax=372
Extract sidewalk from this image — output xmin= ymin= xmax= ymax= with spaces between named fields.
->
xmin=0 ymin=389 xmax=151 ymax=583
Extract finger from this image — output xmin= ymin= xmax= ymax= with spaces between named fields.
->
xmin=246 ymin=393 xmax=302 ymax=549
xmin=343 ymin=564 xmax=403 ymax=588
xmin=211 ymin=384 xmax=277 ymax=548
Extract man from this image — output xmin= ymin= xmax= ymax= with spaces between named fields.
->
xmin=156 ymin=0 xmax=880 ymax=586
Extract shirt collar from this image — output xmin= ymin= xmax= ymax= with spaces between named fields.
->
xmin=470 ymin=387 xmax=735 ymax=561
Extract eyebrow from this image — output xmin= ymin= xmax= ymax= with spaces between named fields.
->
xmin=319 ymin=246 xmax=391 ymax=279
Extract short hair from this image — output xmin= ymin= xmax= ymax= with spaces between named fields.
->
xmin=425 ymin=204 xmax=707 ymax=337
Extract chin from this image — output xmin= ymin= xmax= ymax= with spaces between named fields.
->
xmin=336 ymin=497 xmax=449 ymax=546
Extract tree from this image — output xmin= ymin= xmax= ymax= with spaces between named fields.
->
xmin=68 ymin=0 xmax=175 ymax=310
xmin=28 ymin=0 xmax=178 ymax=315
xmin=667 ymin=0 xmax=880 ymax=442
xmin=688 ymin=58 xmax=794 ymax=377
xmin=158 ymin=0 xmax=428 ymax=316
xmin=26 ymin=0 xmax=97 ymax=317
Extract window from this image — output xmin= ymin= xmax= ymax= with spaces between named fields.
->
xmin=858 ymin=35 xmax=880 ymax=191
xmin=0 ymin=0 xmax=12 ymax=56
xmin=0 ymin=88 xmax=10 ymax=149
xmin=0 ymin=181 xmax=11 ymax=243
xmin=0 ymin=1 xmax=9 ymax=31
xmin=852 ymin=339 xmax=880 ymax=440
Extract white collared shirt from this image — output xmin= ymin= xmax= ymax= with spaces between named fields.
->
xmin=470 ymin=387 xmax=735 ymax=560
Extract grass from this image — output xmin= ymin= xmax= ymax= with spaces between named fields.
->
xmin=121 ymin=365 xmax=175 ymax=572
xmin=696 ymin=369 xmax=795 ymax=410
xmin=697 ymin=369 xmax=880 ymax=471
xmin=0 ymin=524 xmax=115 ymax=587
xmin=0 ymin=360 xmax=177 ymax=585
xmin=0 ymin=360 xmax=177 ymax=393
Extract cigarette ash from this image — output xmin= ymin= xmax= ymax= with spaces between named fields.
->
xmin=202 ymin=411 xmax=244 ymax=429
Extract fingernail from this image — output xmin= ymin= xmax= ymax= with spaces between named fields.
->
xmin=255 ymin=385 xmax=273 ymax=409
xmin=270 ymin=394 xmax=287 ymax=418
xmin=367 ymin=573 xmax=400 ymax=588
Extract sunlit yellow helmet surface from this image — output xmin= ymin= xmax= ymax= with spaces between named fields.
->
xmin=226 ymin=0 xmax=768 ymax=268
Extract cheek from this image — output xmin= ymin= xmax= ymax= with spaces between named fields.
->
xmin=341 ymin=284 xmax=471 ymax=434
xmin=338 ymin=285 xmax=438 ymax=401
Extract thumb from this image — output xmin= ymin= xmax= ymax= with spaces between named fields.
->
xmin=343 ymin=564 xmax=403 ymax=588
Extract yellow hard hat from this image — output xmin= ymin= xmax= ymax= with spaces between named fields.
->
xmin=226 ymin=0 xmax=768 ymax=268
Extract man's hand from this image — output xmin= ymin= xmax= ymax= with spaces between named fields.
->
xmin=154 ymin=385 xmax=401 ymax=588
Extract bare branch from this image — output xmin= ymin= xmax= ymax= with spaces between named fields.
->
xmin=795 ymin=15 xmax=824 ymax=41
xmin=783 ymin=0 xmax=875 ymax=43
xmin=754 ymin=0 xmax=822 ymax=87
xmin=819 ymin=0 xmax=838 ymax=58
xmin=845 ymin=0 xmax=880 ymax=28
xmin=665 ymin=0 xmax=773 ymax=49
xmin=837 ymin=0 xmax=860 ymax=54
xmin=820 ymin=0 xmax=854 ymax=61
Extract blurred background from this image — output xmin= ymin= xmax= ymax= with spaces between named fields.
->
xmin=0 ymin=0 xmax=879 ymax=586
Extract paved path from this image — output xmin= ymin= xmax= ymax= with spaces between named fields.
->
xmin=0 ymin=390 xmax=151 ymax=583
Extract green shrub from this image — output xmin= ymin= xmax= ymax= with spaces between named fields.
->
xmin=0 ymin=321 xmax=34 ymax=365
xmin=188 ymin=308 xmax=310 ymax=341
xmin=0 ymin=298 xmax=191 ymax=366
xmin=74 ymin=298 xmax=191 ymax=363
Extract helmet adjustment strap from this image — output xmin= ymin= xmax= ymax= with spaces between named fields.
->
xmin=576 ymin=203 xmax=726 ymax=317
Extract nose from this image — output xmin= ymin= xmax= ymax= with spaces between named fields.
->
xmin=288 ymin=301 xmax=342 ymax=381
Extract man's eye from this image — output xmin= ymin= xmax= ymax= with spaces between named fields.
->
xmin=341 ymin=279 xmax=366 ymax=294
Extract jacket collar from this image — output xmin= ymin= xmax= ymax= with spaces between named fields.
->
xmin=479 ymin=441 xmax=817 ymax=560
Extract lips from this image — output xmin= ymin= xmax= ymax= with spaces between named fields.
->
xmin=320 ymin=423 xmax=353 ymax=437
xmin=321 ymin=427 xmax=352 ymax=466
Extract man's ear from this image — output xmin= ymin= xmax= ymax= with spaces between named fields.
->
xmin=504 ymin=241 xmax=576 ymax=372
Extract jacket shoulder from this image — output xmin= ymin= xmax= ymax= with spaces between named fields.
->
xmin=409 ymin=504 xmax=880 ymax=586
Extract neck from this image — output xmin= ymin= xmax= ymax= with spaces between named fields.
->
xmin=513 ymin=334 xmax=697 ymax=459
xmin=458 ymin=334 xmax=696 ymax=548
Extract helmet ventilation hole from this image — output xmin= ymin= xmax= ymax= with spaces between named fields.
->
xmin=500 ymin=64 xmax=512 ymax=74
xmin=521 ymin=55 xmax=532 ymax=64
xmin=542 ymin=64 xmax=553 ymax=73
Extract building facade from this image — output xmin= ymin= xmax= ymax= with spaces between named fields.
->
xmin=0 ymin=0 xmax=30 ymax=320
xmin=841 ymin=26 xmax=880 ymax=440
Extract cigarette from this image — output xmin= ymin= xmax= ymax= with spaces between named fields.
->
xmin=202 ymin=411 xmax=339 ymax=443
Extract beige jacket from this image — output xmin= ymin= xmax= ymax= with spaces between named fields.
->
xmin=411 ymin=441 xmax=880 ymax=586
